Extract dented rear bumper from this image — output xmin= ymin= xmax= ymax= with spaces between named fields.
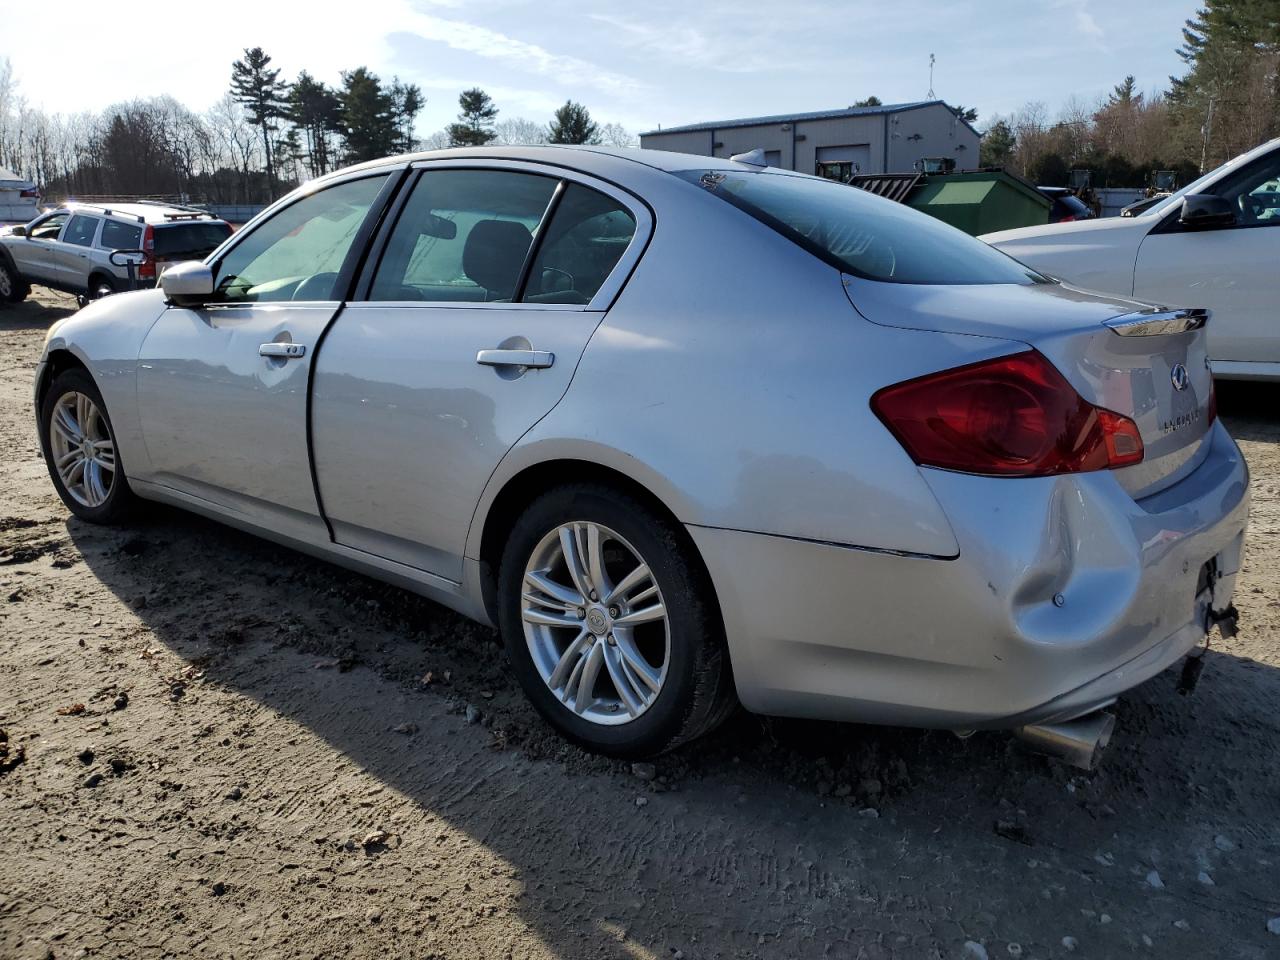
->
xmin=689 ymin=420 xmax=1249 ymax=729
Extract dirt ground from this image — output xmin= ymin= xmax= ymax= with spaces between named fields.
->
xmin=1 ymin=288 xmax=1278 ymax=960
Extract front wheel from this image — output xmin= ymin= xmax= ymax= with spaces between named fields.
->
xmin=498 ymin=484 xmax=735 ymax=757
xmin=40 ymin=367 xmax=136 ymax=524
xmin=0 ymin=259 xmax=28 ymax=303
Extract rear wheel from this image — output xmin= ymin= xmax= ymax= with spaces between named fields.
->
xmin=40 ymin=367 xmax=136 ymax=524
xmin=0 ymin=259 xmax=28 ymax=303
xmin=86 ymin=274 xmax=116 ymax=301
xmin=498 ymin=484 xmax=735 ymax=757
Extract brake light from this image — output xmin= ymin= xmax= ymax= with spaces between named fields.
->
xmin=1058 ymin=214 xmax=1077 ymax=222
xmin=19 ymin=188 xmax=38 ymax=199
xmin=871 ymin=350 xmax=1144 ymax=477
xmin=139 ymin=224 xmax=156 ymax=279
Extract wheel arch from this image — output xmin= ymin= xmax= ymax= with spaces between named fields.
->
xmin=36 ymin=347 xmax=91 ymax=409
xmin=472 ymin=456 xmax=720 ymax=629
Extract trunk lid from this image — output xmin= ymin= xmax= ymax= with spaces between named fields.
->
xmin=844 ymin=276 xmax=1214 ymax=499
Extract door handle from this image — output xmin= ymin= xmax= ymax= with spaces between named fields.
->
xmin=476 ymin=349 xmax=554 ymax=369
xmin=259 ymin=342 xmax=307 ymax=359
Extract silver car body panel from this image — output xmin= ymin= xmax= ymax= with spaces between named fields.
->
xmin=36 ymin=145 xmax=1251 ymax=731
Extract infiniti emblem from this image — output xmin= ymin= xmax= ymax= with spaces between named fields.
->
xmin=1170 ymin=363 xmax=1189 ymax=391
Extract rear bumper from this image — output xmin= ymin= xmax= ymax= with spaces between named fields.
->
xmin=690 ymin=420 xmax=1249 ymax=729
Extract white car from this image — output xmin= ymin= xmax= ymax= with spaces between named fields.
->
xmin=984 ymin=138 xmax=1280 ymax=381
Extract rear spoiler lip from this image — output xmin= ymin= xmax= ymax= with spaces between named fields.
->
xmin=1105 ymin=307 xmax=1209 ymax=337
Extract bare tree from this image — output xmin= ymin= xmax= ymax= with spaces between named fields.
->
xmin=598 ymin=122 xmax=637 ymax=148
xmin=492 ymin=117 xmax=548 ymax=145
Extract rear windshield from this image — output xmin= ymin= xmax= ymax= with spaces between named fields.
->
xmin=679 ymin=170 xmax=1045 ymax=285
xmin=154 ymin=221 xmax=232 ymax=258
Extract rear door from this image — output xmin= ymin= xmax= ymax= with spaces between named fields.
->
xmin=53 ymin=214 xmax=101 ymax=288
xmin=311 ymin=161 xmax=649 ymax=581
xmin=136 ymin=171 xmax=398 ymax=542
xmin=1134 ymin=148 xmax=1280 ymax=366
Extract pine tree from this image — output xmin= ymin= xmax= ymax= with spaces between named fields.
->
xmin=337 ymin=68 xmax=398 ymax=164
xmin=230 ymin=47 xmax=288 ymax=198
xmin=979 ymin=119 xmax=1016 ymax=167
xmin=952 ymin=105 xmax=979 ymax=123
xmin=447 ymin=89 xmax=498 ymax=146
xmin=389 ymin=79 xmax=425 ymax=153
xmin=547 ymin=101 xmax=600 ymax=145
xmin=288 ymin=71 xmax=342 ymax=177
xmin=1109 ymin=75 xmax=1139 ymax=106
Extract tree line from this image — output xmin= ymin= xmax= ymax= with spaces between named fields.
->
xmin=0 ymin=48 xmax=636 ymax=205
xmin=977 ymin=0 xmax=1279 ymax=188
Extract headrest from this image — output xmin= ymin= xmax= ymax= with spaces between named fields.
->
xmin=462 ymin=219 xmax=532 ymax=297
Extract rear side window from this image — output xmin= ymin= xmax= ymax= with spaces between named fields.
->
xmin=523 ymin=184 xmax=636 ymax=304
xmin=154 ymin=222 xmax=233 ymax=259
xmin=680 ymin=170 xmax=1045 ymax=285
xmin=369 ymin=170 xmax=558 ymax=302
xmin=64 ymin=215 xmax=100 ymax=247
xmin=98 ymin=220 xmax=143 ymax=251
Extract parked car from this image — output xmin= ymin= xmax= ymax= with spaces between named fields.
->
xmin=0 ymin=167 xmax=40 ymax=223
xmin=34 ymin=146 xmax=1247 ymax=767
xmin=0 ymin=202 xmax=232 ymax=304
xmin=1120 ymin=193 xmax=1171 ymax=217
xmin=1038 ymin=186 xmax=1096 ymax=223
xmin=986 ymin=137 xmax=1280 ymax=381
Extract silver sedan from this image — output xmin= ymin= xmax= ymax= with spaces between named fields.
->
xmin=34 ymin=146 xmax=1249 ymax=767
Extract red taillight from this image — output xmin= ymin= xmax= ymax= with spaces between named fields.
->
xmin=871 ymin=350 xmax=1144 ymax=477
xmin=19 ymin=187 xmax=38 ymax=199
xmin=1058 ymin=214 xmax=1077 ymax=222
xmin=139 ymin=225 xmax=156 ymax=279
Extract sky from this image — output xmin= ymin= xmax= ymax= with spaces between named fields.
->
xmin=0 ymin=0 xmax=1201 ymax=136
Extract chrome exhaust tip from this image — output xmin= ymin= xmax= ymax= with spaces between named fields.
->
xmin=1013 ymin=711 xmax=1116 ymax=770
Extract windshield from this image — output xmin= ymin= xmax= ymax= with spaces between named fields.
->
xmin=1138 ymin=139 xmax=1280 ymax=219
xmin=680 ymin=170 xmax=1044 ymax=285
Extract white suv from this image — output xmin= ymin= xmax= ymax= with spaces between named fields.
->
xmin=984 ymin=138 xmax=1280 ymax=382
xmin=0 ymin=202 xmax=232 ymax=304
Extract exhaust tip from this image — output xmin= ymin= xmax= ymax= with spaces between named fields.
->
xmin=1014 ymin=711 xmax=1116 ymax=770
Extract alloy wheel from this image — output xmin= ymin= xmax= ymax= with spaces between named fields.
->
xmin=521 ymin=521 xmax=670 ymax=725
xmin=48 ymin=391 xmax=116 ymax=508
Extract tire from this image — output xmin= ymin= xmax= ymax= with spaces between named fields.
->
xmin=498 ymin=484 xmax=735 ymax=757
xmin=0 ymin=258 xmax=28 ymax=304
xmin=40 ymin=367 xmax=136 ymax=524
xmin=86 ymin=274 xmax=116 ymax=301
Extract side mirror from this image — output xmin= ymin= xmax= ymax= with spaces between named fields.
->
xmin=10 ymin=225 xmax=26 ymax=237
xmin=160 ymin=261 xmax=215 ymax=304
xmin=1179 ymin=194 xmax=1236 ymax=230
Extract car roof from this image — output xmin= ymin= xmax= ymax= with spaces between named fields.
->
xmin=340 ymin=143 xmax=780 ymax=181
xmin=59 ymin=202 xmax=228 ymax=225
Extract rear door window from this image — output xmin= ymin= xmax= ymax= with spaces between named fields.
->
xmin=370 ymin=169 xmax=558 ymax=302
xmin=522 ymin=184 xmax=637 ymax=304
xmin=98 ymin=219 xmax=144 ymax=251
xmin=64 ymin=215 xmax=101 ymax=247
xmin=680 ymin=169 xmax=1045 ymax=285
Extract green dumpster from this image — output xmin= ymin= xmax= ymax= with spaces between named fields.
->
xmin=904 ymin=171 xmax=1050 ymax=235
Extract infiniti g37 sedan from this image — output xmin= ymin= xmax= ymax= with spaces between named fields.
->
xmin=34 ymin=146 xmax=1249 ymax=766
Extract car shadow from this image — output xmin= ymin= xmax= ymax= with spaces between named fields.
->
xmin=1218 ymin=380 xmax=1280 ymax=443
xmin=64 ymin=503 xmax=1280 ymax=957
xmin=0 ymin=288 xmax=79 ymax=331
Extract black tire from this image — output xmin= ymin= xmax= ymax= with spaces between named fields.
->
xmin=0 ymin=258 xmax=27 ymax=304
xmin=498 ymin=484 xmax=736 ymax=757
xmin=86 ymin=274 xmax=116 ymax=301
xmin=40 ymin=366 xmax=137 ymax=524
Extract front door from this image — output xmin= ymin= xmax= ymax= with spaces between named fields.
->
xmin=311 ymin=164 xmax=646 ymax=581
xmin=11 ymin=212 xmax=68 ymax=284
xmin=1134 ymin=150 xmax=1280 ymax=366
xmin=135 ymin=172 xmax=395 ymax=541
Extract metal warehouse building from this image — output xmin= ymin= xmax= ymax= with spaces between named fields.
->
xmin=639 ymin=100 xmax=980 ymax=178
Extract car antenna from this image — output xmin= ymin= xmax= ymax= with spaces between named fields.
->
xmin=730 ymin=148 xmax=768 ymax=167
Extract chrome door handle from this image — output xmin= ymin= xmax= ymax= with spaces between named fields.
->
xmin=259 ymin=342 xmax=307 ymax=359
xmin=476 ymin=349 xmax=554 ymax=369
